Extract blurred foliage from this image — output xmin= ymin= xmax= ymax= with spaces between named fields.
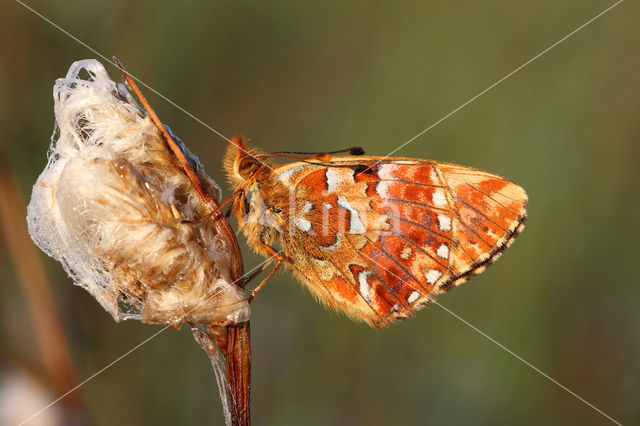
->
xmin=1 ymin=1 xmax=639 ymax=425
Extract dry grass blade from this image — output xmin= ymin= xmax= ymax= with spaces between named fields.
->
xmin=0 ymin=162 xmax=85 ymax=423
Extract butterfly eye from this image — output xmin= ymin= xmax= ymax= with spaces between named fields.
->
xmin=237 ymin=157 xmax=257 ymax=178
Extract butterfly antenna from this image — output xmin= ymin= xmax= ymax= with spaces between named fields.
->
xmin=270 ymin=147 xmax=364 ymax=156
xmin=264 ymin=146 xmax=365 ymax=161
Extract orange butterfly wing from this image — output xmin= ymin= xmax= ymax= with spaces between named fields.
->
xmin=270 ymin=157 xmax=527 ymax=328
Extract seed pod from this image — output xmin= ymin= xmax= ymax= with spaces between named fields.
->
xmin=27 ymin=59 xmax=249 ymax=328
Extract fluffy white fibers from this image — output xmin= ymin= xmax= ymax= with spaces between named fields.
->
xmin=27 ymin=59 xmax=249 ymax=327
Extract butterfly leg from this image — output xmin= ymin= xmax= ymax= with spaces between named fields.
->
xmin=182 ymin=191 xmax=239 ymax=224
xmin=247 ymin=243 xmax=285 ymax=302
xmin=248 ymin=260 xmax=282 ymax=302
xmin=243 ymin=257 xmax=276 ymax=285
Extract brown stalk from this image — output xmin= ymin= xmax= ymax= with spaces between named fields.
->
xmin=113 ymin=57 xmax=251 ymax=426
xmin=0 ymin=161 xmax=86 ymax=424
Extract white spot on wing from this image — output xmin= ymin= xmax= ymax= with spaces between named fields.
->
xmin=337 ymin=196 xmax=365 ymax=234
xmin=378 ymin=164 xmax=396 ymax=180
xmin=358 ymin=270 xmax=372 ymax=302
xmin=326 ymin=168 xmax=339 ymax=193
xmin=277 ymin=165 xmax=305 ymax=186
xmin=437 ymin=243 xmax=449 ymax=259
xmin=376 ymin=181 xmax=391 ymax=198
xmin=425 ymin=269 xmax=442 ymax=284
xmin=438 ymin=214 xmax=451 ymax=232
xmin=293 ymin=201 xmax=313 ymax=232
xmin=474 ymin=265 xmax=487 ymax=275
xmin=301 ymin=201 xmax=313 ymax=213
xmin=324 ymin=203 xmax=332 ymax=210
xmin=400 ymin=246 xmax=412 ymax=260
xmin=433 ymin=189 xmax=447 ymax=207
xmin=294 ymin=217 xmax=312 ymax=232
xmin=325 ymin=167 xmax=355 ymax=193
xmin=407 ymin=290 xmax=420 ymax=304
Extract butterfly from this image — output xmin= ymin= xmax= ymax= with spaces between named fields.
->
xmin=224 ymin=136 xmax=527 ymax=328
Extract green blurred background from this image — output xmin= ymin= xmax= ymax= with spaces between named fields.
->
xmin=1 ymin=1 xmax=638 ymax=425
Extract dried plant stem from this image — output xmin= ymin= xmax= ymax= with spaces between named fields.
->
xmin=0 ymin=162 xmax=85 ymax=422
xmin=225 ymin=323 xmax=251 ymax=426
xmin=113 ymin=58 xmax=251 ymax=426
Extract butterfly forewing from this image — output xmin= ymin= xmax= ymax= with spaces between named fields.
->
xmin=270 ymin=157 xmax=527 ymax=327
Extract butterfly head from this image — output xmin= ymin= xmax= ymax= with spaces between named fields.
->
xmin=223 ymin=136 xmax=275 ymax=225
xmin=223 ymin=136 xmax=268 ymax=188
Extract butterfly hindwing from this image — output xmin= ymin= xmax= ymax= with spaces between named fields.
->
xmin=269 ymin=157 xmax=527 ymax=328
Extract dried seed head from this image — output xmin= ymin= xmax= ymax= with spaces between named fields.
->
xmin=27 ymin=59 xmax=249 ymax=327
